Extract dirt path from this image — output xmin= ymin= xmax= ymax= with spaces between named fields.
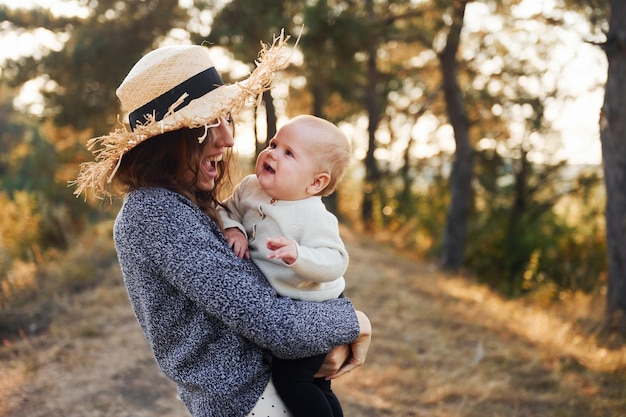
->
xmin=1 ymin=232 xmax=625 ymax=416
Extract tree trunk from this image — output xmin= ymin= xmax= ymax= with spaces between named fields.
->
xmin=439 ymin=0 xmax=472 ymax=272
xmin=257 ymin=90 xmax=277 ymax=156
xmin=602 ymin=0 xmax=626 ymax=331
xmin=361 ymin=44 xmax=382 ymax=232
xmin=310 ymin=79 xmax=340 ymax=214
xmin=360 ymin=0 xmax=382 ymax=232
xmin=506 ymin=148 xmax=530 ymax=294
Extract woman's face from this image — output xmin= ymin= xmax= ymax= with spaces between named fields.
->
xmin=183 ymin=117 xmax=234 ymax=192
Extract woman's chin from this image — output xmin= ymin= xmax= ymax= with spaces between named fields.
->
xmin=196 ymin=178 xmax=216 ymax=192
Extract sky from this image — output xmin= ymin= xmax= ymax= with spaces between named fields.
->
xmin=0 ymin=0 xmax=607 ymax=165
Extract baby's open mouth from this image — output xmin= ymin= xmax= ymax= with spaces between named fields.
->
xmin=263 ymin=163 xmax=275 ymax=174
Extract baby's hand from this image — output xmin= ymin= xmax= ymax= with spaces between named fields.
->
xmin=224 ymin=228 xmax=249 ymax=259
xmin=266 ymin=236 xmax=297 ymax=265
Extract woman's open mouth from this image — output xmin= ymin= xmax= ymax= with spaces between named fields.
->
xmin=204 ymin=155 xmax=222 ymax=176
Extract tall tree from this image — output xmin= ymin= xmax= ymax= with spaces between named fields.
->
xmin=373 ymin=0 xmax=477 ymax=267
xmin=360 ymin=0 xmax=384 ymax=231
xmin=0 ymin=0 xmax=190 ymax=232
xmin=601 ymin=0 xmax=626 ymax=331
xmin=298 ymin=0 xmax=365 ymax=120
xmin=1 ymin=0 xmax=188 ymax=136
xmin=298 ymin=1 xmax=368 ymax=214
xmin=438 ymin=0 xmax=471 ymax=271
xmin=202 ymin=0 xmax=296 ymax=152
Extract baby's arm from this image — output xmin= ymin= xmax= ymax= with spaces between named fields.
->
xmin=266 ymin=235 xmax=347 ymax=283
xmin=298 ymin=206 xmax=348 ymax=282
xmin=266 ymin=200 xmax=348 ymax=282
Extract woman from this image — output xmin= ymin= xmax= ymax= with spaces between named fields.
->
xmin=74 ymin=33 xmax=371 ymax=417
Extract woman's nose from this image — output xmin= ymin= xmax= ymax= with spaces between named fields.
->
xmin=213 ymin=117 xmax=235 ymax=148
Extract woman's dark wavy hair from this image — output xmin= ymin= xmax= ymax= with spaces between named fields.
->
xmin=112 ymin=126 xmax=233 ymax=223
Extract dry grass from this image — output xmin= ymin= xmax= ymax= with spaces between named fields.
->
xmin=1 ymin=230 xmax=625 ymax=417
xmin=334 ymin=229 xmax=626 ymax=416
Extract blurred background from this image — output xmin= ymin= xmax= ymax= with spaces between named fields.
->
xmin=0 ymin=0 xmax=613 ymax=339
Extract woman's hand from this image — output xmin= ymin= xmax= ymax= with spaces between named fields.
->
xmin=315 ymin=310 xmax=372 ymax=380
xmin=315 ymin=344 xmax=350 ymax=378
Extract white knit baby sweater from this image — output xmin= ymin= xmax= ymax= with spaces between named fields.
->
xmin=221 ymin=175 xmax=348 ymax=302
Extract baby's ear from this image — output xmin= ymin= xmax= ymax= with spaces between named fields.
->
xmin=307 ymin=173 xmax=331 ymax=195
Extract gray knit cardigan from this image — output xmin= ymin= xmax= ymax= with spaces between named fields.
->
xmin=113 ymin=187 xmax=360 ymax=417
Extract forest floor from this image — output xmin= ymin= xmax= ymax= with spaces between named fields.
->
xmin=1 ymin=228 xmax=626 ymax=417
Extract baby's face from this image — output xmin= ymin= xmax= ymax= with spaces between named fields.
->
xmin=255 ymin=120 xmax=324 ymax=201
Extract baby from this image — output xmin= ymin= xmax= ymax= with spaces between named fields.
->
xmin=220 ymin=114 xmax=351 ymax=417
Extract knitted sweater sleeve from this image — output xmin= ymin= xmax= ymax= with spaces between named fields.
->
xmin=115 ymin=188 xmax=359 ymax=359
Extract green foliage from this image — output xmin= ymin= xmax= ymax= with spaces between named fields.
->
xmin=206 ymin=0 xmax=379 ymax=121
xmin=367 ymin=153 xmax=451 ymax=258
xmin=366 ymin=142 xmax=606 ymax=300
xmin=0 ymin=83 xmax=109 ymax=335
xmin=0 ymin=221 xmax=117 ymax=337
xmin=42 ymin=223 xmax=117 ymax=294
xmin=0 ymin=93 xmax=89 ymax=246
xmin=0 ymin=191 xmax=40 ymax=262
xmin=201 ymin=0 xmax=291 ymax=54
xmin=464 ymin=153 xmax=606 ymax=297
xmin=2 ymin=0 xmax=189 ymax=135
xmin=467 ymin=200 xmax=564 ymax=296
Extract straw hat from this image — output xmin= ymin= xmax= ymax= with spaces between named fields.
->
xmin=74 ymin=31 xmax=292 ymax=198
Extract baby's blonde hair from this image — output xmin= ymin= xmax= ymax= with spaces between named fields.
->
xmin=291 ymin=115 xmax=351 ymax=197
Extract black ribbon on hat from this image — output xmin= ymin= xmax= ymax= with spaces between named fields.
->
xmin=128 ymin=67 xmax=224 ymax=131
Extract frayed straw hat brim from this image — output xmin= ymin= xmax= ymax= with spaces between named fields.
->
xmin=74 ymin=31 xmax=293 ymax=199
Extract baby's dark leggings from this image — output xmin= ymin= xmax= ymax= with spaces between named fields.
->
xmin=272 ymin=353 xmax=343 ymax=417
